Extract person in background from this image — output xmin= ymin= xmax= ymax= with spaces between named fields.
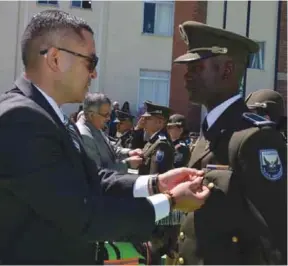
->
xmin=108 ymin=101 xmax=119 ymax=137
xmin=76 ymin=93 xmax=143 ymax=174
xmin=115 ymin=110 xmax=135 ymax=149
xmin=246 ymin=89 xmax=287 ymax=143
xmin=121 ymin=101 xmax=131 ymax=114
xmin=167 ymin=114 xmax=190 ymax=168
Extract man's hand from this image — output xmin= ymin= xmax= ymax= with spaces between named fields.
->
xmin=157 ymin=167 xmax=205 ymax=193
xmin=135 ymin=117 xmax=145 ymax=130
xmin=169 ymin=178 xmax=210 ymax=212
xmin=128 ymin=148 xmax=143 ymax=157
xmin=125 ymin=156 xmax=143 ymax=169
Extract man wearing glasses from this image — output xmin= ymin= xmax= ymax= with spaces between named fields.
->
xmin=76 ymin=92 xmax=143 ymax=173
xmin=0 ymin=10 xmax=211 ymax=264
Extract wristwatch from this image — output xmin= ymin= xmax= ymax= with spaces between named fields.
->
xmin=148 ymin=174 xmax=159 ymax=195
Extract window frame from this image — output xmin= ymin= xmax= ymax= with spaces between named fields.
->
xmin=137 ymin=69 xmax=171 ymax=108
xmin=37 ymin=0 xmax=59 ymax=6
xmin=248 ymin=41 xmax=265 ymax=70
xmin=70 ymin=0 xmax=92 ymax=10
xmin=142 ymin=0 xmax=175 ymax=37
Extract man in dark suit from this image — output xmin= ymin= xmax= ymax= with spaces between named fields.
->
xmin=0 ymin=11 xmax=211 ymax=264
xmin=172 ymin=21 xmax=287 ymax=265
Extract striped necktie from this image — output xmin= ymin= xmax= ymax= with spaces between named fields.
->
xmin=63 ymin=115 xmax=81 ymax=152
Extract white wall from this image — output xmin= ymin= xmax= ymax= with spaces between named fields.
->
xmin=246 ymin=0 xmax=278 ymax=95
xmin=0 ymin=1 xmax=173 ymax=115
xmin=206 ymin=0 xmax=278 ymax=99
xmin=102 ymin=1 xmax=173 ymax=114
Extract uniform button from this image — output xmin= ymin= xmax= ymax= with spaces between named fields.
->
xmin=207 ymin=182 xmax=214 ymax=189
xmin=83 ymin=197 xmax=88 ymax=204
xmin=178 ymin=257 xmax=184 ymax=264
xmin=232 ymin=236 xmax=238 ymax=243
xmin=179 ymin=231 xmax=185 ymax=240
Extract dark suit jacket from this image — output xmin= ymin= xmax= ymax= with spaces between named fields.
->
xmin=0 ymin=75 xmax=155 ymax=264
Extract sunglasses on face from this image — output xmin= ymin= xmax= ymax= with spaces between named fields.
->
xmin=40 ymin=47 xmax=99 ymax=72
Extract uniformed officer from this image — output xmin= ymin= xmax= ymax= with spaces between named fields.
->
xmin=138 ymin=101 xmax=177 ymax=265
xmin=172 ymin=21 xmax=287 ymax=265
xmin=138 ymin=101 xmax=174 ymax=175
xmin=167 ymin=114 xmax=190 ymax=168
xmin=246 ymin=89 xmax=287 ymax=142
xmin=114 ymin=110 xmax=135 ymax=148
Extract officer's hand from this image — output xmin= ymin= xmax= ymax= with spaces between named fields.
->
xmin=170 ymin=178 xmax=210 ymax=212
xmin=125 ymin=156 xmax=143 ymax=169
xmin=128 ymin=148 xmax=143 ymax=157
xmin=157 ymin=167 xmax=205 ymax=193
xmin=135 ymin=117 xmax=145 ymax=130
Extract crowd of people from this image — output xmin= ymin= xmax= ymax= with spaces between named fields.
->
xmin=0 ymin=9 xmax=286 ymax=266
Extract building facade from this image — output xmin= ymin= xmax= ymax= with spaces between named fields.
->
xmin=0 ymin=0 xmax=175 ymax=114
xmin=170 ymin=0 xmax=287 ymax=131
xmin=0 ymin=1 xmax=286 ymax=124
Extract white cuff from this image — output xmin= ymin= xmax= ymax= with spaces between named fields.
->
xmin=133 ymin=175 xmax=151 ymax=197
xmin=147 ymin=194 xmax=170 ymax=222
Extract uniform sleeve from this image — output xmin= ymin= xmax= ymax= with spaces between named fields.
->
xmin=150 ymin=142 xmax=174 ymax=174
xmin=237 ymin=129 xmax=287 ymax=262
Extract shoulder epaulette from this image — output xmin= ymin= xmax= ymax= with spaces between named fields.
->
xmin=158 ymin=134 xmax=167 ymax=140
xmin=242 ymin=112 xmax=275 ymax=127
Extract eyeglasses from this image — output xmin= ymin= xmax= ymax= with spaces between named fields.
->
xmin=97 ymin=112 xmax=111 ymax=119
xmin=40 ymin=47 xmax=99 ymax=72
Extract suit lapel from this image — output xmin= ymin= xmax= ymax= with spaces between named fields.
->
xmin=13 ymin=75 xmax=84 ymax=163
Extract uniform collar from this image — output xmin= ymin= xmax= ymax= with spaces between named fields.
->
xmin=206 ymin=94 xmax=242 ymax=129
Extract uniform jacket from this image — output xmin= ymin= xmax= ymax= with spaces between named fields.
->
xmin=138 ymin=130 xmax=174 ymax=175
xmin=176 ymin=98 xmax=287 ymax=265
xmin=0 ymin=75 xmax=156 ymax=264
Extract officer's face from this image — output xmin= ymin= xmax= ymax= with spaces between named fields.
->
xmin=184 ymin=58 xmax=217 ymax=105
xmin=167 ymin=125 xmax=183 ymax=140
xmin=144 ymin=116 xmax=163 ymax=135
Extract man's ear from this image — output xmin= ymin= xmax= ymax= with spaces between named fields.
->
xmin=222 ymin=60 xmax=235 ymax=80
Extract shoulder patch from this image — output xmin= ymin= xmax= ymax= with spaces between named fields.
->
xmin=259 ymin=149 xmax=283 ymax=181
xmin=242 ymin=112 xmax=275 ymax=127
xmin=155 ymin=150 xmax=164 ymax=163
xmin=174 ymin=152 xmax=183 ymax=162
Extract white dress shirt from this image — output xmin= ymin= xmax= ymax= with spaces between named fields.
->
xmin=206 ymin=94 xmax=242 ymax=129
xmin=35 ymin=85 xmax=170 ymax=222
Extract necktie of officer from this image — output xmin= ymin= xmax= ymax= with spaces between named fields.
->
xmin=202 ymin=117 xmax=208 ymax=132
xmin=63 ymin=115 xmax=81 ymax=152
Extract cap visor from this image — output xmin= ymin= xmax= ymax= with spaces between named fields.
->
xmin=174 ymin=52 xmax=201 ymax=64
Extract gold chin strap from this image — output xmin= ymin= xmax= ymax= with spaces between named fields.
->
xmin=188 ymin=46 xmax=228 ymax=54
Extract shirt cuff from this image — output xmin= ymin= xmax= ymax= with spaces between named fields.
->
xmin=133 ymin=175 xmax=151 ymax=197
xmin=147 ymin=194 xmax=170 ymax=222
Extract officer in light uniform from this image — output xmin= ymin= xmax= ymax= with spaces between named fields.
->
xmin=171 ymin=21 xmax=287 ymax=265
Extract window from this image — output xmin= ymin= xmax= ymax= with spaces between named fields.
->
xmin=138 ymin=70 xmax=170 ymax=108
xmin=248 ymin=41 xmax=265 ymax=70
xmin=71 ymin=0 xmax=92 ymax=9
xmin=37 ymin=0 xmax=58 ymax=5
xmin=142 ymin=1 xmax=174 ymax=36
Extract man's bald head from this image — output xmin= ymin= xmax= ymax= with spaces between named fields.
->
xmin=21 ymin=10 xmax=94 ymax=70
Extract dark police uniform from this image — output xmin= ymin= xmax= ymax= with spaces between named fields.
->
xmin=138 ymin=102 xmax=174 ymax=175
xmin=167 ymin=114 xmax=190 ymax=168
xmin=246 ymin=89 xmax=287 ymax=143
xmin=138 ymin=102 xmax=177 ymax=265
xmin=172 ymin=21 xmax=287 ymax=265
xmin=114 ymin=110 xmax=134 ymax=149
